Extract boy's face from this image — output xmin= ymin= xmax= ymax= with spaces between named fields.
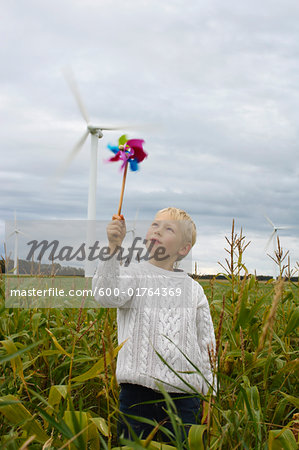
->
xmin=145 ymin=212 xmax=191 ymax=262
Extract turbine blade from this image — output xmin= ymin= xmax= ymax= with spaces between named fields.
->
xmin=100 ymin=125 xmax=136 ymax=131
xmin=51 ymin=130 xmax=89 ymax=183
xmin=100 ymin=122 xmax=159 ymax=132
xmin=265 ymin=230 xmax=276 ymax=251
xmin=264 ymin=214 xmax=275 ymax=229
xmin=63 ymin=67 xmax=90 ymax=124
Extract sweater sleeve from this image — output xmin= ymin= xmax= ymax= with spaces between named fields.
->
xmin=196 ymin=284 xmax=217 ymax=396
xmin=92 ymin=252 xmax=136 ymax=308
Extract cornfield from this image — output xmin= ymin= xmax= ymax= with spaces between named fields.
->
xmin=0 ymin=221 xmax=298 ymax=449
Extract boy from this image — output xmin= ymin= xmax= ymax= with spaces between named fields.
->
xmin=92 ymin=207 xmax=216 ymax=444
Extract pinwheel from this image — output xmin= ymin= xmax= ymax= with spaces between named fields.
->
xmin=107 ymin=135 xmax=147 ymax=215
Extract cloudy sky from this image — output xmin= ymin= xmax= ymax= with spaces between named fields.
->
xmin=1 ymin=0 xmax=299 ymax=275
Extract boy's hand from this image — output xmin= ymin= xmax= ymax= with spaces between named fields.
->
xmin=107 ymin=214 xmax=126 ymax=253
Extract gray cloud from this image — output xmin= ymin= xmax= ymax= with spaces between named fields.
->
xmin=1 ymin=0 xmax=298 ymax=274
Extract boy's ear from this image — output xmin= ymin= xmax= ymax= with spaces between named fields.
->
xmin=178 ymin=242 xmax=192 ymax=257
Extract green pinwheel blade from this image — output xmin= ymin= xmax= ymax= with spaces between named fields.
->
xmin=118 ymin=134 xmax=128 ymax=146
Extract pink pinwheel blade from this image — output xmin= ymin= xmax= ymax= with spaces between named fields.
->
xmin=126 ymin=139 xmax=144 ymax=150
xmin=126 ymin=139 xmax=147 ymax=163
xmin=108 ymin=154 xmax=121 ymax=162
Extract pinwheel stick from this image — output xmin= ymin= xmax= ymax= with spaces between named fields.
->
xmin=117 ymin=161 xmax=128 ymax=216
xmin=108 ymin=139 xmax=147 ymax=217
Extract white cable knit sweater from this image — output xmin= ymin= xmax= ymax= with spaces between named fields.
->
xmin=92 ymin=254 xmax=217 ymax=395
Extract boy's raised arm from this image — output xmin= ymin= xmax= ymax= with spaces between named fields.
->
xmin=92 ymin=215 xmax=136 ymax=308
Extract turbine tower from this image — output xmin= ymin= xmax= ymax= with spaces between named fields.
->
xmin=8 ymin=211 xmax=24 ymax=275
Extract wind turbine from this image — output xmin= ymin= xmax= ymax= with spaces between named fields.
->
xmin=264 ymin=215 xmax=289 ymax=279
xmin=55 ymin=68 xmax=132 ymax=220
xmin=264 ymin=215 xmax=289 ymax=251
xmin=53 ymin=69 xmax=135 ymax=277
xmin=8 ymin=211 xmax=25 ymax=275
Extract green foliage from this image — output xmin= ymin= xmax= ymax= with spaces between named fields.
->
xmin=0 ymin=222 xmax=298 ymax=448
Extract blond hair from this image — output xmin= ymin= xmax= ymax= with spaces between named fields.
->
xmin=156 ymin=207 xmax=197 ymax=248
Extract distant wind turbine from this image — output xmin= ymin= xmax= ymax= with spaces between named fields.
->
xmin=8 ymin=211 xmax=25 ymax=275
xmin=264 ymin=215 xmax=289 ymax=252
xmin=264 ymin=214 xmax=290 ymax=279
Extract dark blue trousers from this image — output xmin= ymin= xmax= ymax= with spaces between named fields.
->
xmin=117 ymin=383 xmax=202 ymax=445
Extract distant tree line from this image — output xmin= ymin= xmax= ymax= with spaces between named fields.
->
xmin=0 ymin=258 xmax=297 ymax=281
xmin=1 ymin=259 xmax=84 ymax=276
xmin=190 ymin=274 xmax=299 ymax=282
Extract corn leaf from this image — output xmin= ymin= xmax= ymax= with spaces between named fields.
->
xmin=285 ymin=307 xmax=299 ymax=335
xmin=280 ymin=392 xmax=299 ymax=410
xmin=268 ymin=429 xmax=297 ymax=450
xmin=89 ymin=417 xmax=109 ymax=437
xmin=0 ymin=340 xmax=42 ymax=364
xmin=63 ymin=410 xmax=88 ymax=450
xmin=188 ymin=424 xmax=207 ymax=450
xmin=45 ymin=328 xmax=70 ymax=357
xmin=0 ymin=394 xmax=49 ymax=443
xmin=1 ymin=339 xmax=24 ymax=379
xmin=72 ymin=339 xmax=127 ymax=382
xmin=46 ymin=385 xmax=68 ymax=415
